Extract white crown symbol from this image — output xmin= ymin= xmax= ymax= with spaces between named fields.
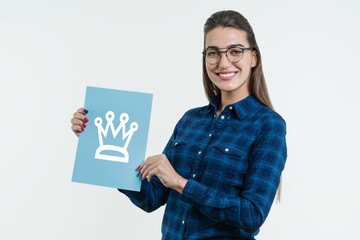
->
xmin=94 ymin=111 xmax=138 ymax=163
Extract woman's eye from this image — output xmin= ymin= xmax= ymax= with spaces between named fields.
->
xmin=207 ymin=51 xmax=219 ymax=57
xmin=229 ymin=48 xmax=242 ymax=55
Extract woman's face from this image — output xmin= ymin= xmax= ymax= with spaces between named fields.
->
xmin=205 ymin=27 xmax=257 ymax=100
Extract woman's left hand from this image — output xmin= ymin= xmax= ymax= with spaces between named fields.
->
xmin=138 ymin=154 xmax=188 ymax=193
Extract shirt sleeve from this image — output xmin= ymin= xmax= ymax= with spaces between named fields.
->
xmin=118 ymin=123 xmax=178 ymax=212
xmin=180 ymin=116 xmax=287 ymax=233
xmin=119 ymin=176 xmax=169 ymax=213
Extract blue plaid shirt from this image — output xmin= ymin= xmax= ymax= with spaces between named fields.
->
xmin=120 ymin=95 xmax=287 ymax=239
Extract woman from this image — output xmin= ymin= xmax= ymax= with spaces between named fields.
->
xmin=71 ymin=10 xmax=287 ymax=239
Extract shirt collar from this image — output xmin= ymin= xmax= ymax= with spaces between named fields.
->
xmin=206 ymin=95 xmax=261 ymax=120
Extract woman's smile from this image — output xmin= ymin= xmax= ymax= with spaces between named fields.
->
xmin=216 ymin=71 xmax=238 ymax=80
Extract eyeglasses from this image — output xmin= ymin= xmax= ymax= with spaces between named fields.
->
xmin=202 ymin=46 xmax=255 ymax=65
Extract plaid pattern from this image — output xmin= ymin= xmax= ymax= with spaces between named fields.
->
xmin=121 ymin=95 xmax=287 ymax=239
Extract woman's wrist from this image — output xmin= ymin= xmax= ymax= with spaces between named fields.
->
xmin=173 ymin=177 xmax=188 ymax=194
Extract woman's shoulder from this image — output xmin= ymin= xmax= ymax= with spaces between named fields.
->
xmin=182 ymin=104 xmax=211 ymax=118
xmin=171 ymin=104 xmax=210 ymax=134
xmin=236 ymin=95 xmax=286 ymax=127
xmin=254 ymin=103 xmax=286 ymax=132
xmin=258 ymin=104 xmax=284 ymax=120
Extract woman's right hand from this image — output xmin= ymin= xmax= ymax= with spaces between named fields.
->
xmin=71 ymin=108 xmax=89 ymax=137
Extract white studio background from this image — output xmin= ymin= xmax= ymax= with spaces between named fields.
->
xmin=0 ymin=0 xmax=359 ymax=239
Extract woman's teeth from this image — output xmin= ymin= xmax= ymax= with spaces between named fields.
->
xmin=218 ymin=72 xmax=236 ymax=77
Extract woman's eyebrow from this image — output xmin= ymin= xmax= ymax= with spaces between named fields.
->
xmin=205 ymin=44 xmax=245 ymax=50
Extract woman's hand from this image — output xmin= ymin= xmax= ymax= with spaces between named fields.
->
xmin=138 ymin=154 xmax=188 ymax=194
xmin=70 ymin=108 xmax=88 ymax=136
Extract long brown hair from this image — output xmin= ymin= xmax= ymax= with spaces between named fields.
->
xmin=203 ymin=10 xmax=282 ymax=202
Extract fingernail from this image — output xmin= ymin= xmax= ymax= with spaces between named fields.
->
xmin=84 ymin=109 xmax=88 ymax=114
xmin=81 ymin=127 xmax=84 ymax=131
xmin=82 ymin=123 xmax=86 ymax=128
xmin=84 ymin=117 xmax=89 ymax=123
xmin=137 ymin=165 xmax=142 ymax=170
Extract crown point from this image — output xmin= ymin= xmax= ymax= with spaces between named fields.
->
xmin=131 ymin=122 xmax=139 ymax=131
xmin=106 ymin=111 xmax=115 ymax=121
xmin=120 ymin=113 xmax=129 ymax=123
xmin=94 ymin=117 xmax=102 ymax=126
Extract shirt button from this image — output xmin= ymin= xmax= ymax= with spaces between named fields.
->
xmin=174 ymin=142 xmax=178 ymax=146
xmin=182 ymin=220 xmax=185 ymax=224
xmin=198 ymin=151 xmax=202 ymax=155
xmin=192 ymin=173 xmax=196 ymax=178
xmin=225 ymin=148 xmax=229 ymax=152
xmin=229 ymin=106 xmax=233 ymax=110
xmin=208 ymin=133 xmax=212 ymax=137
xmin=221 ymin=115 xmax=225 ymax=120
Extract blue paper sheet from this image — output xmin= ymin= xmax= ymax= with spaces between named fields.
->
xmin=72 ymin=86 xmax=153 ymax=191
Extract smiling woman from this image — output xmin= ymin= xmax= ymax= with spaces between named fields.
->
xmin=203 ymin=27 xmax=258 ymax=109
xmin=71 ymin=9 xmax=287 ymax=240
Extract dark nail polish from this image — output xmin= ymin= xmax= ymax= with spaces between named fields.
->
xmin=81 ymin=127 xmax=84 ymax=131
xmin=84 ymin=109 xmax=88 ymax=114
xmin=84 ymin=117 xmax=89 ymax=123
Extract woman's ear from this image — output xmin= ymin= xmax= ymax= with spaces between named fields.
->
xmin=251 ymin=51 xmax=257 ymax=68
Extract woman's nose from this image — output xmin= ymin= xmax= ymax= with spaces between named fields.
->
xmin=218 ymin=53 xmax=232 ymax=68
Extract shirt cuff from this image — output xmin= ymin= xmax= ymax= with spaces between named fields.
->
xmin=181 ymin=179 xmax=207 ymax=206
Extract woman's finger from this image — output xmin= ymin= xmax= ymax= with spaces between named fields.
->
xmin=140 ymin=157 xmax=161 ymax=180
xmin=71 ymin=124 xmax=83 ymax=136
xmin=77 ymin=107 xmax=88 ymax=115
xmin=71 ymin=108 xmax=89 ymax=136
xmin=140 ymin=162 xmax=155 ymax=180
xmin=145 ymin=169 xmax=158 ymax=182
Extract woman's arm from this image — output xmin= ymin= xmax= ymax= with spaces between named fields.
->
xmin=119 ymin=176 xmax=170 ymax=213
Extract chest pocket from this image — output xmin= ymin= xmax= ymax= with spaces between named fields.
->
xmin=203 ymin=144 xmax=248 ymax=189
xmin=170 ymin=139 xmax=197 ymax=179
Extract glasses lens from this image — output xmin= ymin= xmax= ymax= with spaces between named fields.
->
xmin=205 ymin=49 xmax=220 ymax=64
xmin=227 ymin=47 xmax=244 ymax=63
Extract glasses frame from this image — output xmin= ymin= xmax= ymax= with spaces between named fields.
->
xmin=202 ymin=45 xmax=255 ymax=65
